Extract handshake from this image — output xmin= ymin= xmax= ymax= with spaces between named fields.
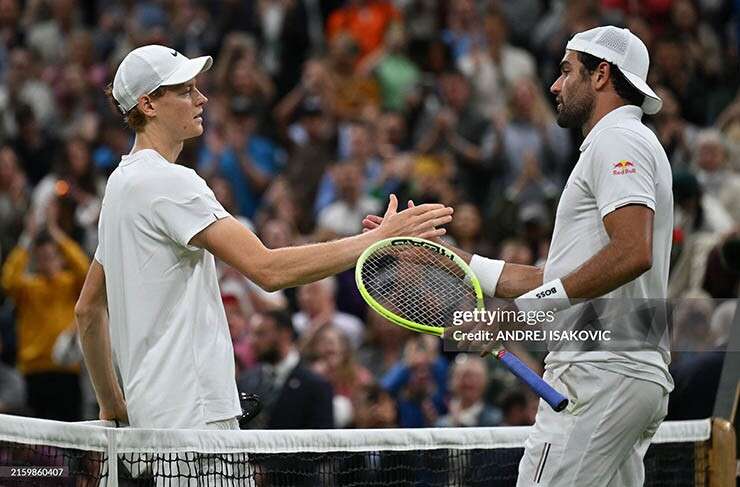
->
xmin=365 ymin=195 xmax=453 ymax=241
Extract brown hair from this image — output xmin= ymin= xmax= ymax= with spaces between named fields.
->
xmin=104 ymin=83 xmax=169 ymax=132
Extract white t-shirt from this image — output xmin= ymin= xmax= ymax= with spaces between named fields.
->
xmin=544 ymin=106 xmax=674 ymax=393
xmin=95 ymin=149 xmax=241 ymax=428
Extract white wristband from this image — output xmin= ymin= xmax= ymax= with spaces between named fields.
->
xmin=514 ymin=278 xmax=571 ymax=313
xmin=469 ymin=254 xmax=505 ymax=297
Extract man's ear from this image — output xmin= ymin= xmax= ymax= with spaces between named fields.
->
xmin=137 ymin=95 xmax=156 ymax=117
xmin=592 ymin=61 xmax=611 ymax=91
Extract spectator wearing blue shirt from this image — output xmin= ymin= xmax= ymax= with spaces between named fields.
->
xmin=380 ymin=336 xmax=448 ymax=428
xmin=199 ymin=96 xmax=284 ymax=218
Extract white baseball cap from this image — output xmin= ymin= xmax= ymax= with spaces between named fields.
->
xmin=112 ymin=45 xmax=213 ymax=114
xmin=566 ymin=26 xmax=662 ymax=115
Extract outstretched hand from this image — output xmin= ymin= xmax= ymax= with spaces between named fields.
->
xmin=365 ymin=199 xmax=450 ymax=243
xmin=374 ymin=195 xmax=453 ymax=240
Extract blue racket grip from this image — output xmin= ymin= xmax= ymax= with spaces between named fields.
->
xmin=496 ymin=349 xmax=568 ymax=412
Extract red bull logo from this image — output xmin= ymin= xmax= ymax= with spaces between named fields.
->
xmin=611 ymin=160 xmax=636 ymax=175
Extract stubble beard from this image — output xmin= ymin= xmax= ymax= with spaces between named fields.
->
xmin=556 ymin=89 xmax=594 ymax=130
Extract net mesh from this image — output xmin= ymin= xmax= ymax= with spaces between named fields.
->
xmin=0 ymin=415 xmax=713 ymax=487
xmin=360 ymin=242 xmax=480 ymax=329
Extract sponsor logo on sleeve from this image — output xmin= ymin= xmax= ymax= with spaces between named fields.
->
xmin=611 ymin=160 xmax=636 ymax=175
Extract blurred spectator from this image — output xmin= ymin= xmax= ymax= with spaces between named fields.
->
xmin=436 ymin=355 xmax=501 ymax=427
xmin=293 ymin=277 xmax=365 ymax=350
xmin=305 ymin=325 xmax=373 ymax=427
xmin=358 ymin=311 xmax=414 ymax=378
xmin=25 ymin=0 xmax=80 ymax=64
xmin=702 ymin=231 xmax=740 ymax=298
xmin=1 ymin=48 xmax=57 ymax=139
xmin=31 ymin=136 xmax=104 ymax=255
xmin=326 ymin=0 xmax=401 ymax=63
xmin=692 ymin=129 xmax=740 ymax=223
xmin=0 ymin=334 xmax=25 ymax=414
xmin=317 ymin=162 xmax=382 ymax=238
xmin=499 ymin=238 xmax=534 ymax=266
xmin=1 ymin=205 xmax=88 ymax=421
xmin=0 ymin=0 xmax=24 ymax=63
xmin=415 ymin=69 xmax=495 ymax=206
xmin=279 ymin=98 xmax=335 ymax=234
xmin=458 ymin=8 xmax=536 ymax=116
xmin=0 ymin=145 xmax=29 ymax=260
xmin=359 ymin=22 xmax=421 ymax=113
xmin=199 ymin=96 xmax=283 ymax=219
xmin=381 ymin=336 xmax=448 ymax=428
xmin=252 ymin=0 xmax=322 ymax=97
xmin=213 ymin=33 xmax=276 ymax=103
xmin=316 ymin=119 xmax=382 ymax=212
xmin=353 ymin=382 xmax=398 ymax=428
xmin=275 ymin=58 xmax=337 ymax=139
xmin=441 ymin=0 xmax=481 ymax=62
xmin=447 ymin=202 xmax=493 ymax=256
xmin=499 ymin=389 xmax=537 ymax=427
xmin=670 ymin=289 xmax=715 ymax=353
xmin=222 ymin=292 xmax=255 ymax=376
xmin=668 ymin=291 xmax=727 ymax=420
xmin=669 ymin=171 xmax=734 ymax=296
xmin=499 ymin=77 xmax=570 ymax=198
xmin=238 ymin=309 xmax=334 ymax=429
xmin=650 ymin=86 xmax=698 ymax=171
xmin=325 ymin=34 xmax=381 ymax=120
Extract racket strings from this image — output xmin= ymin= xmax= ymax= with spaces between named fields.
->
xmin=361 ymin=245 xmax=479 ymax=329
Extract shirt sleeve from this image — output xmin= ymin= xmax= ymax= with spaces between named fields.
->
xmin=151 ymin=171 xmax=230 ymax=248
xmin=586 ymin=127 xmax=657 ymax=218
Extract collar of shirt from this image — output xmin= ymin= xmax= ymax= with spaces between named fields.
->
xmin=579 ymin=105 xmax=643 ymax=153
xmin=451 ymin=399 xmax=485 ymax=427
xmin=273 ymin=348 xmax=300 ymax=389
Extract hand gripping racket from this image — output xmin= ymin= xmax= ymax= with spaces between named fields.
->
xmin=356 ymin=237 xmax=568 ymax=412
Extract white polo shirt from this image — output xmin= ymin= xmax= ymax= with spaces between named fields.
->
xmin=95 ymin=149 xmax=241 ymax=428
xmin=544 ymin=105 xmax=674 ymax=393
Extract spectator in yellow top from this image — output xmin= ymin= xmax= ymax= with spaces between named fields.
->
xmin=1 ymin=203 xmax=89 ymax=420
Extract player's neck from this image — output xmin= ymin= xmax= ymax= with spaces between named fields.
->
xmin=582 ymin=97 xmax=626 ymax=137
xmin=131 ymin=127 xmax=184 ymax=163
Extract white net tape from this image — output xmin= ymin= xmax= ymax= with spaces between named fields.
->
xmin=0 ymin=414 xmax=713 ymax=487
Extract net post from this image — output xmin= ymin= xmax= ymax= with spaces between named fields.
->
xmin=708 ymin=417 xmax=735 ymax=487
xmin=105 ymin=426 xmax=119 ymax=487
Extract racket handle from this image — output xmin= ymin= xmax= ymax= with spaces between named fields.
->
xmin=496 ymin=349 xmax=569 ymax=412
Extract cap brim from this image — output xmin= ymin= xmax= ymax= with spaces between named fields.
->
xmin=160 ymin=55 xmax=213 ymax=86
xmin=621 ymin=69 xmax=662 ymax=115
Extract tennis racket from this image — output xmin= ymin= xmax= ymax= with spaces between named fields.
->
xmin=356 ymin=237 xmax=568 ymax=412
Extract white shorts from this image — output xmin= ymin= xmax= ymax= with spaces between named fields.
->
xmin=517 ymin=363 xmax=669 ymax=487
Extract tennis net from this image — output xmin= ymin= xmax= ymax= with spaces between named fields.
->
xmin=0 ymin=414 xmax=730 ymax=486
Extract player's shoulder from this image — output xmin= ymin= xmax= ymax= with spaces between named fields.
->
xmin=132 ymin=151 xmax=207 ymax=194
xmin=590 ymin=122 xmax=658 ymax=152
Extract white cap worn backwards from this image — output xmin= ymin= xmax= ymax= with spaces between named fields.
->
xmin=566 ymin=26 xmax=662 ymax=115
xmin=112 ymin=45 xmax=213 ymax=114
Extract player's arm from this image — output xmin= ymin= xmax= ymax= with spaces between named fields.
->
xmin=560 ymin=204 xmax=652 ymax=298
xmin=190 ymin=196 xmax=453 ymax=292
xmin=75 ymin=260 xmax=128 ymax=423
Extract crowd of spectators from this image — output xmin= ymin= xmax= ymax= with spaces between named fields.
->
xmin=0 ymin=0 xmax=738 ymax=429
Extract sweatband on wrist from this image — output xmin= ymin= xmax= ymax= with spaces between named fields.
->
xmin=514 ymin=278 xmax=571 ymax=313
xmin=470 ymin=254 xmax=505 ymax=297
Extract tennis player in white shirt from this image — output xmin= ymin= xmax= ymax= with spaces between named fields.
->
xmin=73 ymin=45 xmax=453 ymax=430
xmin=364 ymin=26 xmax=673 ymax=486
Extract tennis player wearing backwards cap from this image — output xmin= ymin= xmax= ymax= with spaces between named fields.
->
xmin=364 ymin=26 xmax=673 ymax=486
xmin=74 ymin=45 xmax=452 ymax=430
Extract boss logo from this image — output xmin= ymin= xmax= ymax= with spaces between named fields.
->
xmin=392 ymin=239 xmax=454 ymax=261
xmin=536 ymin=287 xmax=557 ymax=299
